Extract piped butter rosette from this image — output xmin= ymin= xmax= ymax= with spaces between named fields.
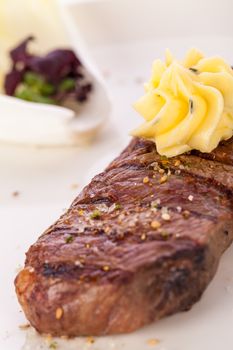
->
xmin=132 ymin=48 xmax=233 ymax=157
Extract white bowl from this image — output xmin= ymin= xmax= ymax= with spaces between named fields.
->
xmin=0 ymin=0 xmax=111 ymax=146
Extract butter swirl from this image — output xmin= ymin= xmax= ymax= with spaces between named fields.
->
xmin=132 ymin=48 xmax=233 ymax=157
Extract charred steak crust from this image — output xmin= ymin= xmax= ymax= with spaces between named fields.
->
xmin=15 ymin=137 xmax=233 ymax=336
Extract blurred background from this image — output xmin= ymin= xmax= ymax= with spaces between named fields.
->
xmin=1 ymin=1 xmax=233 ymax=349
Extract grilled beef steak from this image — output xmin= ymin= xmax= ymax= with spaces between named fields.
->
xmin=15 ymin=137 xmax=233 ymax=336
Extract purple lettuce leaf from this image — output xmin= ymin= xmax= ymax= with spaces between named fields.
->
xmin=4 ymin=36 xmax=92 ymax=104
xmin=4 ymin=69 xmax=25 ymax=96
xmin=28 ymin=49 xmax=82 ymax=83
xmin=10 ymin=36 xmax=34 ymax=67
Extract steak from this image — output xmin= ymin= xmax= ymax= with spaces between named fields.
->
xmin=15 ymin=137 xmax=233 ymax=336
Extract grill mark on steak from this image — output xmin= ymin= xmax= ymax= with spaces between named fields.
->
xmin=106 ymin=151 xmax=233 ymax=201
xmin=115 ymin=142 xmax=233 ymax=198
xmin=40 ymin=239 xmax=206 ymax=278
xmin=15 ymin=137 xmax=233 ymax=337
xmin=154 ymin=156 xmax=233 ymax=198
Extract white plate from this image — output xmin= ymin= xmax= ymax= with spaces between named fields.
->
xmin=1 ymin=0 xmax=233 ymax=349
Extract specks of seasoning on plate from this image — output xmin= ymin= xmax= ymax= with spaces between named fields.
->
xmin=12 ymin=191 xmax=20 ymax=197
xmin=49 ymin=341 xmax=58 ymax=349
xmin=135 ymin=76 xmax=144 ymax=85
xmin=45 ymin=335 xmax=53 ymax=344
xmin=55 ymin=307 xmax=63 ymax=320
xmin=71 ymin=183 xmax=79 ymax=190
xmin=60 ymin=335 xmax=69 ymax=340
xmin=86 ymin=336 xmax=95 ymax=344
xmin=147 ymin=338 xmax=160 ymax=346
xmin=19 ymin=323 xmax=30 ymax=330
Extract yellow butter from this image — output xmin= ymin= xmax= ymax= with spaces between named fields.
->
xmin=132 ymin=48 xmax=233 ymax=157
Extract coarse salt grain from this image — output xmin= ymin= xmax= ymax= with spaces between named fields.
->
xmin=141 ymin=233 xmax=147 ymax=240
xmin=160 ymin=175 xmax=168 ymax=184
xmin=161 ymin=206 xmax=168 ymax=214
xmin=162 ymin=213 xmax=170 ymax=221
